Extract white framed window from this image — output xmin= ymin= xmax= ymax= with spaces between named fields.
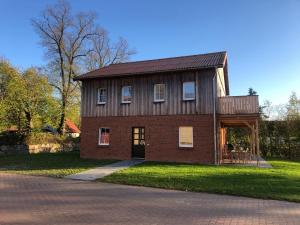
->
xmin=98 ymin=128 xmax=110 ymax=145
xmin=154 ymin=84 xmax=165 ymax=102
xmin=179 ymin=127 xmax=193 ymax=147
xmin=121 ymin=86 xmax=132 ymax=103
xmin=183 ymin=81 xmax=195 ymax=100
xmin=97 ymin=88 xmax=107 ymax=104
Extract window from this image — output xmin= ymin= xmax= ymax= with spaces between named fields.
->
xmin=121 ymin=86 xmax=132 ymax=103
xmin=97 ymin=88 xmax=107 ymax=104
xmin=179 ymin=127 xmax=193 ymax=147
xmin=154 ymin=84 xmax=165 ymax=102
xmin=98 ymin=128 xmax=110 ymax=145
xmin=183 ymin=81 xmax=195 ymax=100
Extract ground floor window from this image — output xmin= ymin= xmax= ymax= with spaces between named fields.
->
xmin=179 ymin=127 xmax=193 ymax=147
xmin=98 ymin=128 xmax=110 ymax=145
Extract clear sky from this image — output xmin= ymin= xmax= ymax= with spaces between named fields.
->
xmin=1 ymin=0 xmax=299 ymax=105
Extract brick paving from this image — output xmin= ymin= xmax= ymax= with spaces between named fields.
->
xmin=0 ymin=173 xmax=299 ymax=225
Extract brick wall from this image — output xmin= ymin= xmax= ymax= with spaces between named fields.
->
xmin=80 ymin=115 xmax=215 ymax=164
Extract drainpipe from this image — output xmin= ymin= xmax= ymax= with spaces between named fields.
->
xmin=213 ymin=68 xmax=218 ymax=165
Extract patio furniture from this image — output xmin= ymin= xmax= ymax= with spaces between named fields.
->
xmin=230 ymin=147 xmax=250 ymax=164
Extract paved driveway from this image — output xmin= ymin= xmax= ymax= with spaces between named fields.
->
xmin=0 ymin=173 xmax=299 ymax=225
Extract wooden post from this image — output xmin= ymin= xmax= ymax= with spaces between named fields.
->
xmin=251 ymin=124 xmax=255 ymax=160
xmin=220 ymin=126 xmax=223 ymax=164
xmin=256 ymin=119 xmax=260 ymax=167
xmin=217 ymin=121 xmax=221 ymax=165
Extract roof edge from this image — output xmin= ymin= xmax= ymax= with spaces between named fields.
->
xmin=73 ymin=64 xmax=224 ymax=81
xmin=74 ymin=51 xmax=227 ymax=81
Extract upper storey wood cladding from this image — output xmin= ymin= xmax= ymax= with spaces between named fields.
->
xmin=81 ymin=69 xmax=215 ymax=117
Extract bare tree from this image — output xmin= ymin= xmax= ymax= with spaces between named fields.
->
xmin=85 ymin=29 xmax=136 ymax=70
xmin=32 ymin=0 xmax=135 ymax=134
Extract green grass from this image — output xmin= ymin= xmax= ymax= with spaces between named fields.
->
xmin=0 ymin=151 xmax=116 ymax=178
xmin=101 ymin=160 xmax=300 ymax=202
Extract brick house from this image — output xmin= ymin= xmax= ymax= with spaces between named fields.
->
xmin=74 ymin=51 xmax=260 ymax=164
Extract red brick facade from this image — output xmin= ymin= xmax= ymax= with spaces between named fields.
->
xmin=80 ymin=115 xmax=215 ymax=164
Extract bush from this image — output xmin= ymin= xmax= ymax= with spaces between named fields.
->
xmin=0 ymin=132 xmax=25 ymax=145
xmin=24 ymin=132 xmax=61 ymax=145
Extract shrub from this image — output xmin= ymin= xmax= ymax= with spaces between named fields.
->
xmin=24 ymin=132 xmax=61 ymax=145
xmin=0 ymin=132 xmax=25 ymax=145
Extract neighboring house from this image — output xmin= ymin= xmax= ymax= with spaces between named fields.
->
xmin=65 ymin=119 xmax=80 ymax=138
xmin=42 ymin=125 xmax=58 ymax=134
xmin=42 ymin=120 xmax=80 ymax=137
xmin=74 ymin=51 xmax=260 ymax=164
xmin=7 ymin=126 xmax=19 ymax=133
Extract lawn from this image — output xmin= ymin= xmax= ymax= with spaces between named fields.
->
xmin=101 ymin=159 xmax=300 ymax=202
xmin=0 ymin=151 xmax=116 ymax=178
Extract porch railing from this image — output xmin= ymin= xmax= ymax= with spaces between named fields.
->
xmin=218 ymin=95 xmax=259 ymax=114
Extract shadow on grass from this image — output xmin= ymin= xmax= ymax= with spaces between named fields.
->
xmin=0 ymin=151 xmax=116 ymax=177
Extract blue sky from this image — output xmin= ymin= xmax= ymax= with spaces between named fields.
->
xmin=1 ymin=0 xmax=300 ymax=105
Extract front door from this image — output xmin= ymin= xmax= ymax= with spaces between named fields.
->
xmin=132 ymin=127 xmax=145 ymax=158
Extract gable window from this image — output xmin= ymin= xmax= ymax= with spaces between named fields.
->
xmin=183 ymin=81 xmax=195 ymax=100
xmin=179 ymin=127 xmax=193 ymax=147
xmin=98 ymin=128 xmax=110 ymax=145
xmin=121 ymin=86 xmax=132 ymax=103
xmin=154 ymin=84 xmax=165 ymax=102
xmin=97 ymin=88 xmax=107 ymax=104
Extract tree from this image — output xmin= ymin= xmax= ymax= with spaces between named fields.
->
xmin=0 ymin=60 xmax=57 ymax=132
xmin=248 ymin=87 xmax=257 ymax=96
xmin=86 ymin=31 xmax=136 ymax=70
xmin=0 ymin=59 xmax=23 ymax=130
xmin=286 ymin=92 xmax=300 ymax=119
xmin=32 ymin=0 xmax=135 ymax=134
xmin=21 ymin=68 xmax=55 ymax=130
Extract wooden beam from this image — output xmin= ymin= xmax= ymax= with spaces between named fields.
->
xmin=243 ymin=121 xmax=253 ymax=130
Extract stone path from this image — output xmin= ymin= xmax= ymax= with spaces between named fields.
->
xmin=0 ymin=173 xmax=299 ymax=225
xmin=65 ymin=159 xmax=143 ymax=181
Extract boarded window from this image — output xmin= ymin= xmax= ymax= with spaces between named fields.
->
xmin=179 ymin=127 xmax=193 ymax=147
xmin=97 ymin=88 xmax=107 ymax=104
xmin=98 ymin=128 xmax=110 ymax=145
xmin=121 ymin=86 xmax=132 ymax=103
xmin=183 ymin=82 xmax=195 ymax=100
xmin=154 ymin=84 xmax=165 ymax=102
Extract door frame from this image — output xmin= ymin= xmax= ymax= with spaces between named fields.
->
xmin=131 ymin=127 xmax=145 ymax=159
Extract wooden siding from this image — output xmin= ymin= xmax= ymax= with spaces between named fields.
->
xmin=217 ymin=95 xmax=259 ymax=114
xmin=81 ymin=69 xmax=215 ymax=117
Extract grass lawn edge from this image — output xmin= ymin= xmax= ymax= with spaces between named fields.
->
xmin=99 ymin=160 xmax=300 ymax=203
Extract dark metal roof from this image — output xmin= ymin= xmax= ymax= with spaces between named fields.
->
xmin=74 ymin=51 xmax=227 ymax=81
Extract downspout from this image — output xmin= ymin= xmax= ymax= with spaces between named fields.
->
xmin=213 ymin=68 xmax=218 ymax=165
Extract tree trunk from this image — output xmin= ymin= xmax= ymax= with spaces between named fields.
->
xmin=57 ymin=97 xmax=66 ymax=135
xmin=24 ymin=111 xmax=32 ymax=132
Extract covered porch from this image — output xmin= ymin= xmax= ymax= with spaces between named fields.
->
xmin=217 ymin=115 xmax=261 ymax=166
xmin=217 ymin=95 xmax=262 ymax=166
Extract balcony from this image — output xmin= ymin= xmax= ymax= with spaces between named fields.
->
xmin=218 ymin=95 xmax=259 ymax=115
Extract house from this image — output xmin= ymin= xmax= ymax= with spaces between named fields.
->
xmin=74 ymin=51 xmax=260 ymax=164
xmin=65 ymin=119 xmax=80 ymax=138
xmin=41 ymin=119 xmax=80 ymax=138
